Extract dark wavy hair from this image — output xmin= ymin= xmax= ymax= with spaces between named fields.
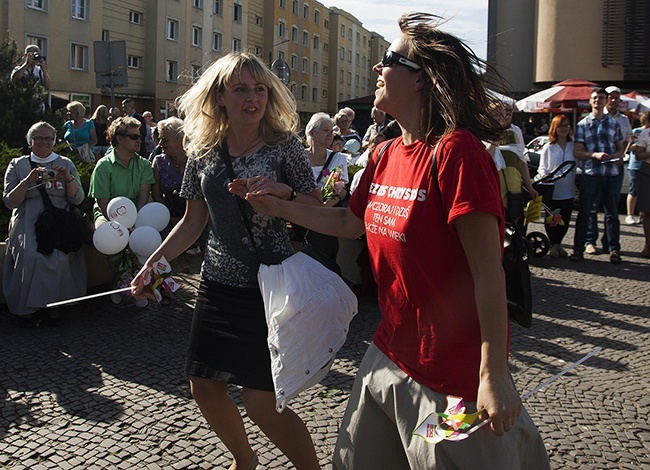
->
xmin=397 ymin=13 xmax=508 ymax=144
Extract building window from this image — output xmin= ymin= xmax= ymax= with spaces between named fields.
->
xmin=213 ymin=31 xmax=223 ymax=51
xmin=290 ymin=83 xmax=297 ymax=96
xmin=348 ymin=50 xmax=352 ymax=62
xmin=191 ymin=64 xmax=202 ymax=83
xmin=355 ymin=53 xmax=359 ymax=65
xmin=192 ymin=26 xmax=203 ymax=47
xmin=278 ymin=20 xmax=286 ymax=38
xmin=312 ymin=87 xmax=318 ymax=102
xmin=292 ymin=0 xmax=298 ymax=14
xmin=127 ymin=55 xmax=141 ymax=69
xmin=129 ymin=11 xmax=142 ymax=24
xmin=167 ymin=18 xmax=180 ymax=41
xmin=255 ymin=16 xmax=262 ymax=26
xmin=166 ymin=60 xmax=178 ymax=82
xmin=70 ymin=43 xmax=88 ymax=71
xmin=213 ymin=0 xmax=222 ymax=15
xmin=301 ymin=84 xmax=307 ymax=100
xmin=348 ymin=28 xmax=352 ymax=40
xmin=362 ymin=75 xmax=366 ymax=89
xmin=71 ymin=0 xmax=88 ymax=20
xmin=232 ymin=37 xmax=242 ymax=52
xmin=303 ymin=3 xmax=309 ymax=19
xmin=362 ymin=55 xmax=367 ymax=67
xmin=356 ymin=32 xmax=360 ymax=44
xmin=347 ymin=72 xmax=351 ymax=85
xmin=27 ymin=0 xmax=48 ymax=10
xmin=339 ymin=92 xmax=343 ymax=102
xmin=313 ymin=35 xmax=319 ymax=50
xmin=355 ymin=74 xmax=359 ymax=87
xmin=312 ymin=61 xmax=318 ymax=76
xmin=339 ymin=70 xmax=343 ymax=84
xmin=302 ymin=30 xmax=308 ymax=46
xmin=323 ymin=42 xmax=328 ymax=52
xmin=340 ymin=24 xmax=345 ymax=37
xmin=302 ymin=57 xmax=308 ymax=73
xmin=363 ymin=35 xmax=367 ymax=46
xmin=291 ymin=26 xmax=298 ymax=42
xmin=314 ymin=9 xmax=320 ymax=24
xmin=323 ymin=65 xmax=327 ymax=75
xmin=233 ymin=3 xmax=242 ymax=22
xmin=324 ymin=19 xmax=329 ymax=29
xmin=322 ymin=89 xmax=327 ymax=98
xmin=290 ymin=54 xmax=297 ymax=70
xmin=279 ymin=0 xmax=286 ymax=8
xmin=192 ymin=0 xmax=203 ymax=8
xmin=278 ymin=51 xmax=285 ymax=61
xmin=339 ymin=46 xmax=344 ymax=60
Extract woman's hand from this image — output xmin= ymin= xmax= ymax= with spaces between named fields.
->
xmin=27 ymin=167 xmax=47 ymax=185
xmin=229 ymin=176 xmax=293 ymax=201
xmin=476 ymin=373 xmax=522 ymax=436
xmin=130 ymin=264 xmax=158 ymax=301
xmin=52 ymin=165 xmax=72 ymax=182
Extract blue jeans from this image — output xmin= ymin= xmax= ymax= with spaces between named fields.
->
xmin=574 ymin=173 xmax=623 ymax=252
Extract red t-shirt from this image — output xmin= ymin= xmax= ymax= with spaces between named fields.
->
xmin=350 ymin=131 xmax=505 ymax=401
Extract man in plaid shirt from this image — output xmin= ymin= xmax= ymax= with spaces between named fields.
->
xmin=571 ymin=87 xmax=626 ymax=263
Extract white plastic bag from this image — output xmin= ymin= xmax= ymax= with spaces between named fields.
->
xmin=258 ymin=251 xmax=358 ymax=412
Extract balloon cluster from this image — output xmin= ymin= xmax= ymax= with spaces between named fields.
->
xmin=92 ymin=197 xmax=170 ymax=264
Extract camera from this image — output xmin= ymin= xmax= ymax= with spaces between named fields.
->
xmin=42 ymin=170 xmax=56 ymax=178
xmin=33 ymin=53 xmax=42 ymax=62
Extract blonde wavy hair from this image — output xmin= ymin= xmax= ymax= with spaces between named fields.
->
xmin=176 ymin=52 xmax=300 ymax=158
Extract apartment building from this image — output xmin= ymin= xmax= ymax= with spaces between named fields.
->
xmin=2 ymin=0 xmax=388 ymax=122
xmin=487 ymin=0 xmax=650 ymax=97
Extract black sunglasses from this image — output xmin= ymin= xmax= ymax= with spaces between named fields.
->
xmin=381 ymin=50 xmax=421 ymax=71
xmin=121 ymin=133 xmax=142 ymax=141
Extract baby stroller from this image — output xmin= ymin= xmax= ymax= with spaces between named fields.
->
xmin=524 ymin=160 xmax=576 ymax=257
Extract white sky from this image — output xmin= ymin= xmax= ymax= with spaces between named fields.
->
xmin=321 ymin=0 xmax=489 ymax=59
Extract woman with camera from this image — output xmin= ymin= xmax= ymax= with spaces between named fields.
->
xmin=2 ymin=122 xmax=86 ymax=327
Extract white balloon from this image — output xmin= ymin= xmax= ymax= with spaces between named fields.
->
xmin=93 ymin=220 xmax=129 ymax=255
xmin=129 ymin=226 xmax=162 ymax=258
xmin=135 ymin=202 xmax=171 ymax=232
xmin=107 ymin=197 xmax=137 ymax=229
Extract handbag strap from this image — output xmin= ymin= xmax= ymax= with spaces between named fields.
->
xmin=29 ymin=159 xmax=56 ymax=210
xmin=316 ymin=151 xmax=337 ymax=183
xmin=220 ymin=140 xmax=264 ymax=263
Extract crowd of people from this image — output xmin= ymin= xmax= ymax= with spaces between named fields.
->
xmin=4 ymin=11 xmax=650 ymax=469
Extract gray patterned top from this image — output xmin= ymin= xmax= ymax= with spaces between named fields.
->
xmin=180 ymin=136 xmax=317 ymax=288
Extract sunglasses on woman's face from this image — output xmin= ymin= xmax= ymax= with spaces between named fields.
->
xmin=381 ymin=50 xmax=421 ymax=71
xmin=122 ymin=133 xmax=142 ymax=141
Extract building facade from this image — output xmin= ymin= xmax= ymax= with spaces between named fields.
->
xmin=2 ymin=0 xmax=389 ymax=122
xmin=487 ymin=0 xmax=650 ymax=97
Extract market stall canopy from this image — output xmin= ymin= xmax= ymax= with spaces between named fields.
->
xmin=516 ymin=79 xmax=599 ymax=113
xmin=624 ymin=91 xmax=650 ymax=112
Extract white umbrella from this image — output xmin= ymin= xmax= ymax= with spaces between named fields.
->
xmin=487 ymin=89 xmax=516 ymax=108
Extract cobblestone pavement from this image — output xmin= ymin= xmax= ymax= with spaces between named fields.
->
xmin=1 ymin=216 xmax=649 ymax=469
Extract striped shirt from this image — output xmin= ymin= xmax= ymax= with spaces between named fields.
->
xmin=574 ymin=113 xmax=623 ymax=177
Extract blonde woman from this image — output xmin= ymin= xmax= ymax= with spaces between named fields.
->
xmin=63 ymin=101 xmax=97 ymax=163
xmin=132 ymin=52 xmax=321 ymax=470
xmin=91 ymin=104 xmax=110 ymax=160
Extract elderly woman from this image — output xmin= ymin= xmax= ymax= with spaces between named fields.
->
xmin=295 ymin=112 xmax=349 ymax=259
xmin=132 ymin=52 xmax=321 ymax=470
xmin=63 ymin=101 xmax=97 ymax=163
xmin=88 ymin=116 xmax=155 ymax=226
xmin=334 ymin=110 xmax=361 ymax=145
xmin=2 ymin=122 xmax=86 ymax=327
xmin=151 ymin=117 xmax=187 ymax=231
xmin=239 ymin=13 xmax=549 ymax=469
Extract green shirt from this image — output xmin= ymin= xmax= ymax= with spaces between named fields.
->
xmin=89 ymin=149 xmax=155 ymax=221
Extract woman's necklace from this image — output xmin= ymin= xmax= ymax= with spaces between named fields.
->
xmin=229 ymin=138 xmax=262 ymax=158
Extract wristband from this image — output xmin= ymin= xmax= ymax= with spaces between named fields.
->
xmin=64 ymin=178 xmax=74 ymax=184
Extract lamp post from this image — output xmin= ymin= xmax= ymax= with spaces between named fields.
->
xmin=268 ymin=38 xmax=290 ymax=85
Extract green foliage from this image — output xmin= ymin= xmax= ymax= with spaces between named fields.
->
xmin=0 ymin=141 xmax=96 ymax=240
xmin=0 ymin=34 xmax=63 ymax=149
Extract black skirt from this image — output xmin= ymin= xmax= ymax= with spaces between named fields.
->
xmin=185 ymin=280 xmax=274 ymax=391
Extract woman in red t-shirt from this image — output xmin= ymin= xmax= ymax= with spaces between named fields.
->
xmin=234 ymin=12 xmax=549 ymax=470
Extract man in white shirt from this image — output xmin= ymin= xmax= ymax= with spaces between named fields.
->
xmin=11 ymin=45 xmax=51 ymax=90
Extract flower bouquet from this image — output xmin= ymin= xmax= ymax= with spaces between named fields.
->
xmin=321 ymin=166 xmax=346 ymax=201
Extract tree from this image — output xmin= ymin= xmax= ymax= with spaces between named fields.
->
xmin=0 ymin=34 xmax=62 ymax=149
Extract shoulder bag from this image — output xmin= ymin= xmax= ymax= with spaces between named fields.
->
xmin=221 ymin=142 xmax=358 ymax=412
